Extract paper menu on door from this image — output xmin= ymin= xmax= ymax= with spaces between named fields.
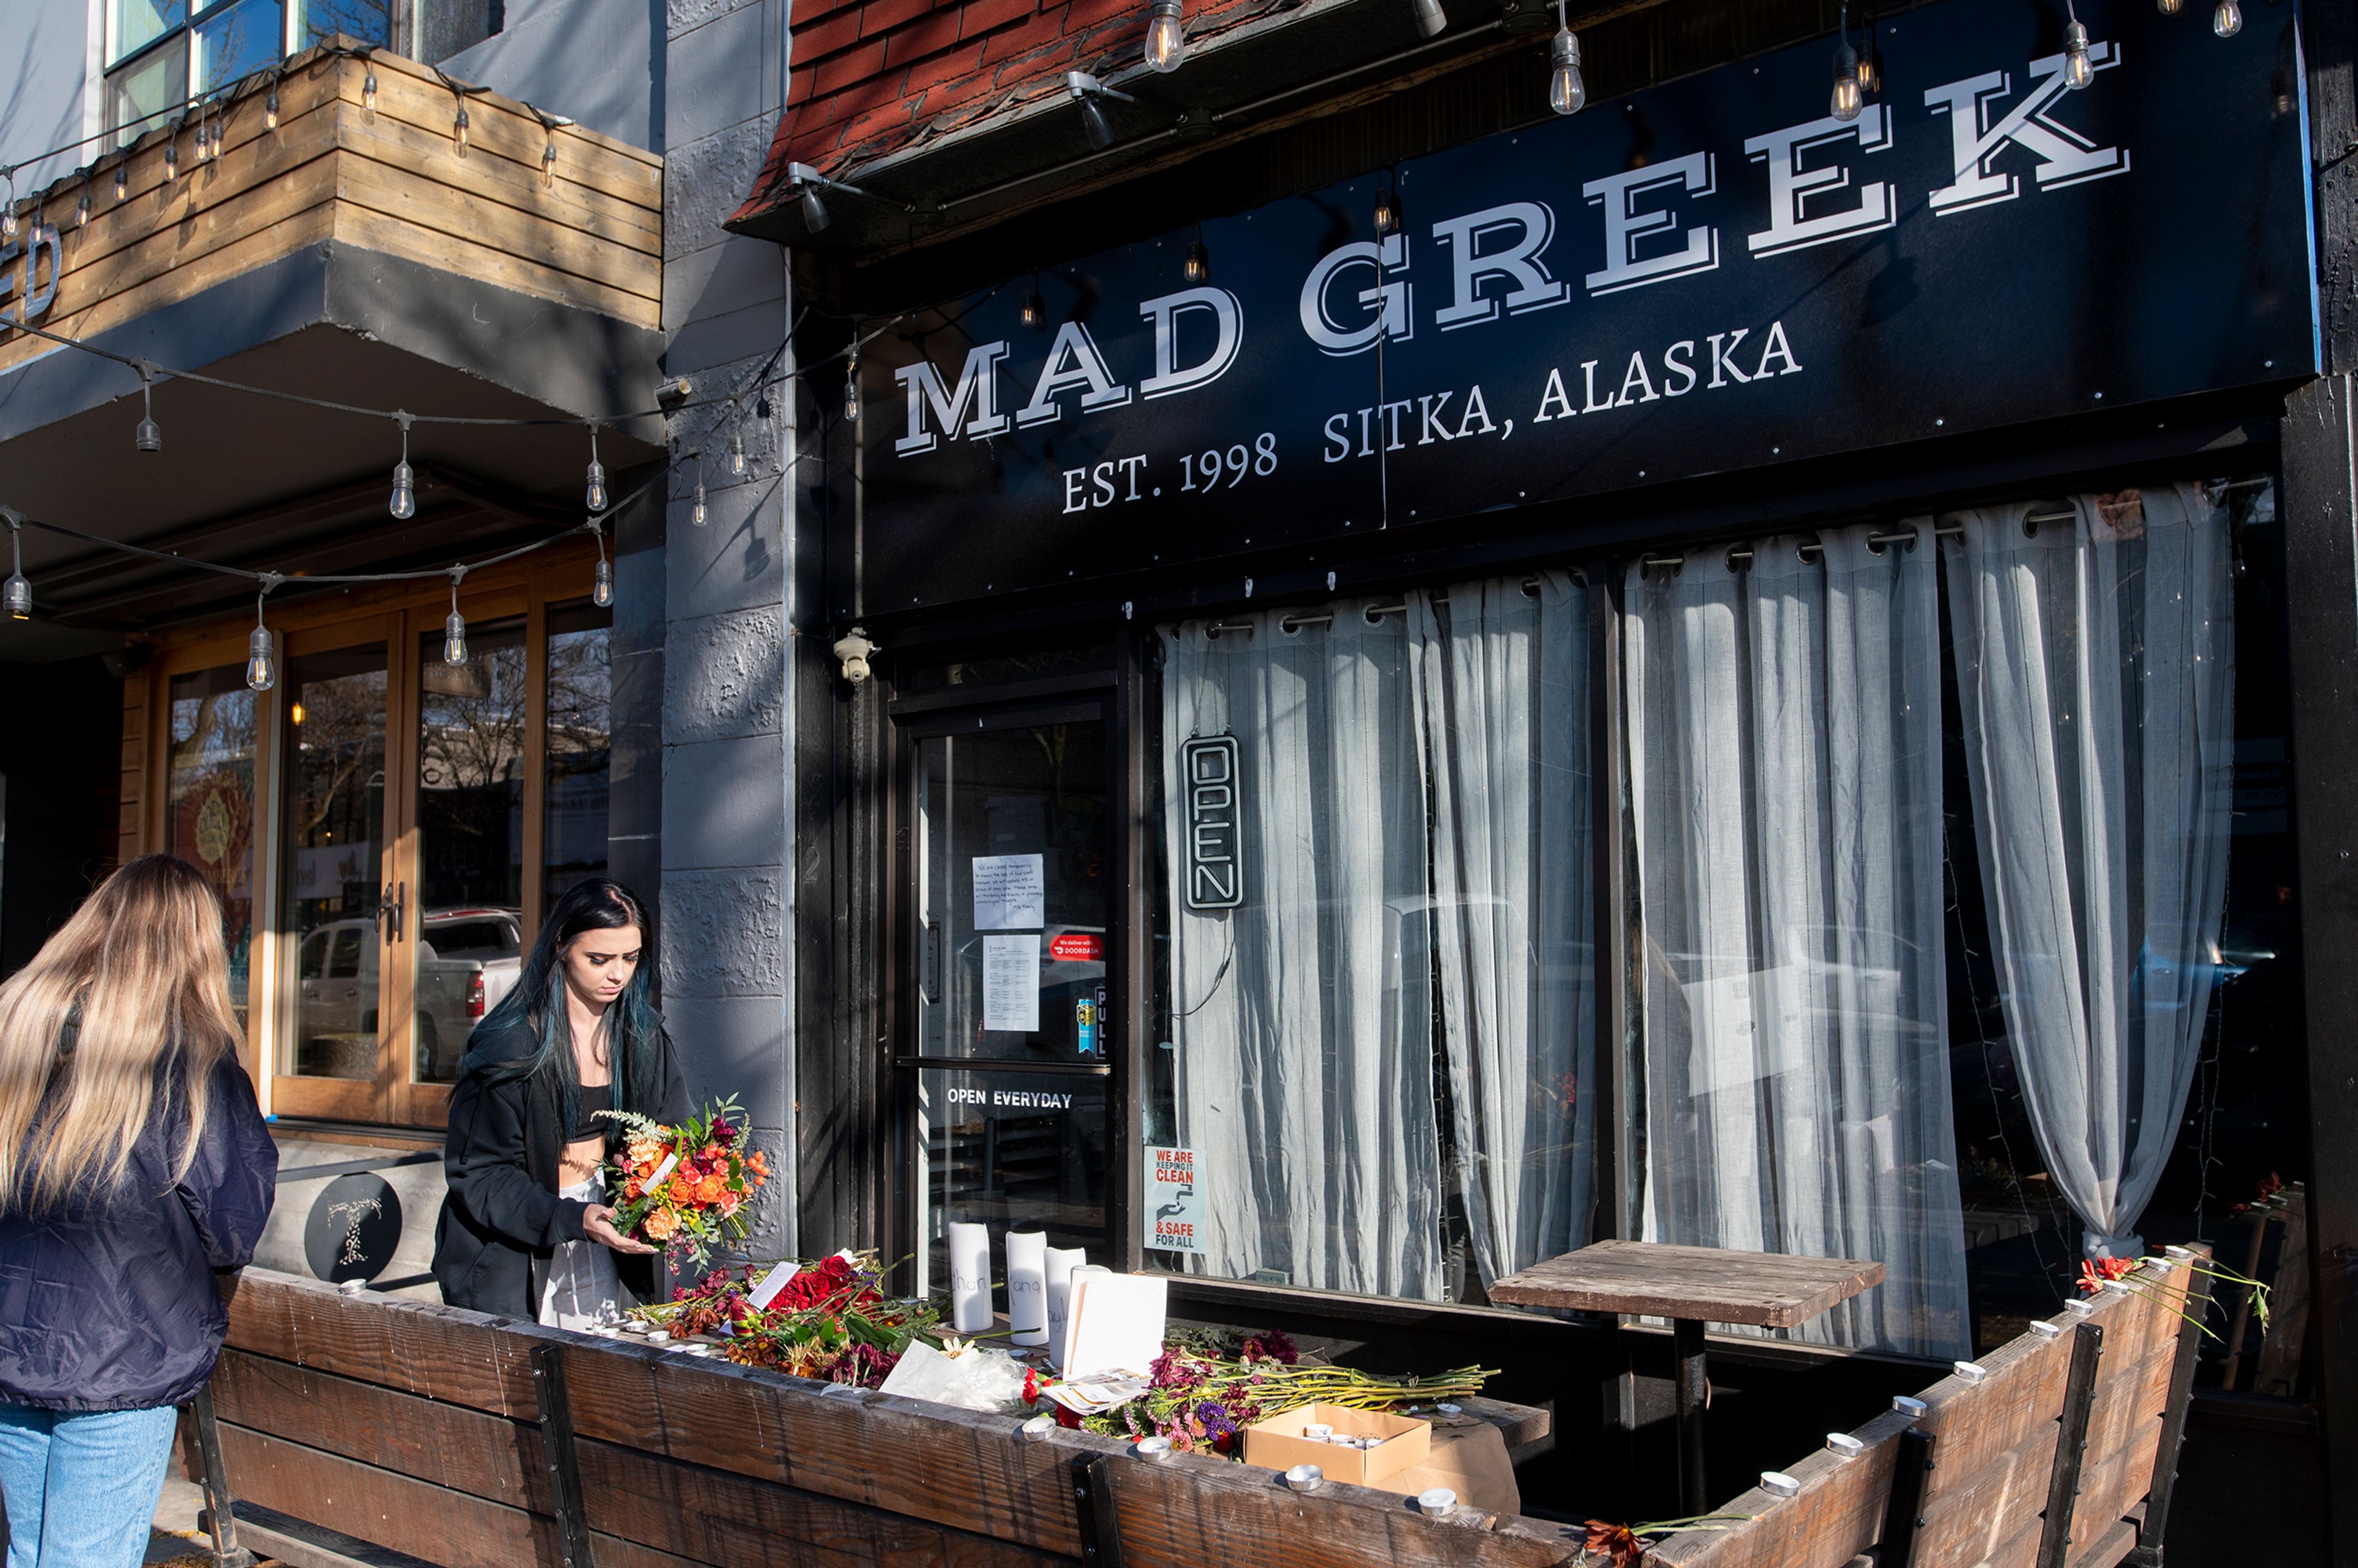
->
xmin=1060 ymin=1272 xmax=1169 ymax=1380
xmin=973 ymin=853 xmax=1045 ymax=930
xmin=982 ymin=934 xmax=1041 ymax=1031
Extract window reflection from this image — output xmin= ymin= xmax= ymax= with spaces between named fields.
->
xmin=543 ymin=600 xmax=611 ymax=914
xmin=166 ymin=667 xmax=256 ymax=1029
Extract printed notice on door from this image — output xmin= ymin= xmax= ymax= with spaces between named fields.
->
xmin=973 ymin=853 xmax=1045 ymax=930
xmin=982 ymin=934 xmax=1041 ymax=1031
xmin=1146 ymin=1146 xmax=1205 ymax=1252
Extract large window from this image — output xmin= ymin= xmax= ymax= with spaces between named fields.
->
xmin=103 ymin=0 xmax=499 ymax=145
xmin=165 ymin=664 xmax=259 ymax=1028
xmin=1143 ymin=475 xmax=2310 ymax=1391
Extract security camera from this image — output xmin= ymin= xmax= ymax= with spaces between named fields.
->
xmin=832 ymin=627 xmax=877 ymax=685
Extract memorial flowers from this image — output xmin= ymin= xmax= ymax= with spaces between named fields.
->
xmin=596 ymin=1095 xmax=768 ymax=1266
xmin=629 ymin=1251 xmax=946 ymax=1386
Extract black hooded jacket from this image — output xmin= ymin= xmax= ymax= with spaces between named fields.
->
xmin=0 ymin=1053 xmax=278 ymax=1411
xmin=431 ymin=1015 xmax=688 ymax=1319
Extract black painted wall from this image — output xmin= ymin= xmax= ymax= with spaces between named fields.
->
xmin=0 ymin=656 xmax=122 ymax=978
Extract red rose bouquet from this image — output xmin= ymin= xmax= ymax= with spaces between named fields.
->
xmin=597 ymin=1095 xmax=768 ymax=1266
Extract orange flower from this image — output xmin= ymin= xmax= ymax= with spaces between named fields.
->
xmin=1584 ymin=1522 xmax=1641 ymax=1568
xmin=643 ymin=1208 xmax=679 ymax=1241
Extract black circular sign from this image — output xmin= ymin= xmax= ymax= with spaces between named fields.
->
xmin=303 ymin=1173 xmax=403 ymax=1284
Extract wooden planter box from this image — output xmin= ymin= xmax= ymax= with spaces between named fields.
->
xmin=189 ymin=1254 xmax=2206 ymax=1568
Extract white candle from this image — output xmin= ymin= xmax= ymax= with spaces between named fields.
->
xmin=1044 ymin=1247 xmax=1086 ymax=1368
xmin=947 ymin=1221 xmax=993 ymax=1333
xmin=1006 ymin=1230 xmax=1049 ymax=1345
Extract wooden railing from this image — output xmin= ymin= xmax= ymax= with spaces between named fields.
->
xmin=0 ymin=37 xmax=660 ymax=379
xmin=188 ymin=1256 xmax=2207 ymax=1568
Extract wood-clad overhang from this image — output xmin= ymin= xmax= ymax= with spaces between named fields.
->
xmin=0 ymin=38 xmax=666 ymax=657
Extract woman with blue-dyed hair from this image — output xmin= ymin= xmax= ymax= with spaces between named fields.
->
xmin=432 ymin=879 xmax=688 ymax=1324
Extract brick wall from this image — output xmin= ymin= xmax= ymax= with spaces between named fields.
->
xmin=774 ymin=0 xmax=1271 ymax=177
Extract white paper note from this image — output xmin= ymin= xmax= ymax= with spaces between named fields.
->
xmin=1006 ymin=1230 xmax=1048 ymax=1346
xmin=1061 ymin=1271 xmax=1168 ymax=1381
xmin=947 ymin=1221 xmax=994 ymax=1334
xmin=1057 ymin=1264 xmax=1110 ymax=1372
xmin=973 ymin=853 xmax=1045 ymax=930
xmin=747 ymin=1260 xmax=803 ymax=1310
xmin=1044 ymin=1248 xmax=1087 ymax=1369
xmin=982 ymin=934 xmax=1041 ymax=1031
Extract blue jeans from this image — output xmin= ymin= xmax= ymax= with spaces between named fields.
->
xmin=0 ymin=1403 xmax=179 ymax=1568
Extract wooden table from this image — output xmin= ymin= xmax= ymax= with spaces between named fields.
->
xmin=1488 ymin=1240 xmax=1885 ymax=1514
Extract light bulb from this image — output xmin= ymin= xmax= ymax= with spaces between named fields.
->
xmin=593 ymin=558 xmax=614 ymax=608
xmin=691 ymin=477 xmax=708 ymax=526
xmin=114 ymin=163 xmax=128 ymax=200
xmin=246 ymin=624 xmax=276 ymax=692
xmin=2157 ymin=0 xmax=2181 ymax=11
xmin=1831 ymin=44 xmax=1863 ymax=120
xmin=1372 ymin=189 xmax=1400 ymax=236
xmin=0 ymin=207 xmax=15 ymax=244
xmin=265 ymin=86 xmax=279 ymax=130
xmin=391 ymin=460 xmax=415 ymax=519
xmin=364 ymin=69 xmax=378 ymax=112
xmin=1020 ymin=289 xmax=1045 ymax=330
xmin=165 ymin=138 xmax=179 ymax=179
xmin=585 ymin=459 xmax=608 ymax=511
xmin=4 ymin=571 xmax=29 ymax=621
xmin=76 ymin=187 xmax=91 ymax=227
xmin=1183 ymin=238 xmax=1210 ymax=283
xmin=443 ymin=609 xmax=468 ymax=666
xmin=290 ymin=701 xmax=305 ymax=725
xmin=844 ymin=364 xmax=861 ymax=424
xmin=454 ymin=107 xmax=470 ymax=152
xmin=1549 ymin=26 xmax=1586 ymax=115
xmin=1411 ymin=0 xmax=1447 ymax=37
xmin=2212 ymin=0 xmax=2239 ymax=34
xmin=543 ymin=142 xmax=558 ymax=188
xmin=1145 ymin=0 xmax=1185 ymax=71
xmin=729 ymin=429 xmax=746 ymax=476
xmin=1856 ymin=34 xmax=1881 ymax=95
xmin=2061 ymin=20 xmax=2093 ymax=88
xmin=193 ymin=121 xmax=208 ymax=162
xmin=136 ymin=415 xmax=161 ymax=453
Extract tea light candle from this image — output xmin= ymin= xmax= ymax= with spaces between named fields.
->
xmin=1284 ymin=1464 xmax=1324 ymax=1491
xmin=1953 ymin=1360 xmax=1989 ymax=1384
xmin=1133 ymin=1437 xmax=1173 ymax=1460
xmin=1761 ymin=1472 xmax=1802 ymax=1498
xmin=1892 ymin=1396 xmax=1928 ymax=1419
xmin=947 ymin=1221 xmax=993 ymax=1334
xmin=1826 ymin=1432 xmax=1865 ymax=1459
xmin=1021 ymin=1415 xmax=1056 ymax=1439
xmin=2030 ymin=1320 xmax=2062 ymax=1338
xmin=1417 ymin=1488 xmax=1458 ymax=1517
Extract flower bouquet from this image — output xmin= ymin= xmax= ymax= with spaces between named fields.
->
xmin=629 ymin=1251 xmax=946 ymax=1386
xmin=596 ymin=1095 xmax=768 ymax=1266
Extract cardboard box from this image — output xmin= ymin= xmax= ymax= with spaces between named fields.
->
xmin=1240 ymin=1403 xmax=1431 ymax=1486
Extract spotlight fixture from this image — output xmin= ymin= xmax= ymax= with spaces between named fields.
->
xmin=1829 ymin=6 xmax=1863 ymax=122
xmin=2212 ymin=0 xmax=2239 ymax=34
xmin=585 ymin=423 xmax=608 ymax=511
xmin=1548 ymin=0 xmax=1585 ymax=115
xmin=443 ymin=569 xmax=469 ymax=666
xmin=1145 ymin=0 xmax=1186 ymax=71
xmin=1411 ymin=0 xmax=1447 ymax=37
xmin=787 ymin=161 xmax=889 ymax=236
xmin=134 ymin=363 xmax=162 ymax=454
xmin=1372 ymin=187 xmax=1402 ymax=237
xmin=1183 ymin=230 xmax=1210 ymax=283
xmin=391 ymin=413 xmax=416 ymax=519
xmin=3 ymin=511 xmax=29 ymax=621
xmin=591 ymin=521 xmax=614 ymax=607
xmin=1066 ymin=71 xmax=1135 ymax=151
xmin=1021 ymin=274 xmax=1047 ymax=330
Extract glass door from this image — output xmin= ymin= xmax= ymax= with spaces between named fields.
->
xmin=274 ymin=619 xmax=407 ymax=1123
xmin=903 ymin=698 xmax=1116 ymax=1300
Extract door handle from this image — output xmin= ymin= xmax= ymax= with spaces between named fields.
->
xmin=380 ymin=882 xmax=406 ymax=942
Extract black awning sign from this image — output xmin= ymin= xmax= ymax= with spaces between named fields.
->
xmin=1181 ymin=735 xmax=1245 ymax=912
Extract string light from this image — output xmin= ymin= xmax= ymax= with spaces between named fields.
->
xmin=2060 ymin=4 xmax=2093 ymax=90
xmin=1021 ymin=275 xmax=1046 ymax=330
xmin=729 ymin=425 xmax=747 ymax=476
xmin=75 ymin=176 xmax=91 ymax=229
xmin=1856 ymin=18 xmax=1882 ymax=96
xmin=2212 ymin=0 xmax=2239 ymax=34
xmin=246 ymin=576 xmax=283 ymax=693
xmin=585 ymin=423 xmax=608 ymax=511
xmin=454 ymin=105 xmax=471 ymax=152
xmin=843 ymin=342 xmax=861 ymax=424
xmin=2 ymin=175 xmax=19 ymax=243
xmin=1549 ymin=0 xmax=1586 ymax=115
xmin=3 ymin=511 xmax=29 ymax=621
xmin=1372 ymin=187 xmax=1401 ymax=237
xmin=1183 ymin=230 xmax=1210 ymax=284
xmin=443 ymin=567 xmax=469 ymax=665
xmin=134 ymin=363 xmax=161 ymax=454
xmin=1145 ymin=0 xmax=1186 ymax=71
xmin=114 ymin=162 xmax=127 ymax=201
xmin=691 ymin=449 xmax=708 ymax=526
xmin=164 ymin=128 xmax=179 ymax=180
xmin=363 ymin=56 xmax=379 ymax=113
xmin=265 ymin=72 xmax=281 ymax=131
xmin=1830 ymin=5 xmax=1863 ymax=122
xmin=543 ymin=140 xmax=558 ymax=188
xmin=590 ymin=521 xmax=613 ymax=607
xmin=391 ymin=413 xmax=416 ymax=519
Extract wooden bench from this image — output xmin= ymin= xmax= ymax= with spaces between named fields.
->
xmin=1646 ymin=1246 xmax=2212 ymax=1568
xmin=182 ymin=1252 xmax=2208 ymax=1568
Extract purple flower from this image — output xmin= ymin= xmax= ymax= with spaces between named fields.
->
xmin=1194 ymin=1400 xmax=1237 ymax=1438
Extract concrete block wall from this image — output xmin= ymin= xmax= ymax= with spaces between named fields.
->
xmin=660 ymin=0 xmax=800 ymax=1258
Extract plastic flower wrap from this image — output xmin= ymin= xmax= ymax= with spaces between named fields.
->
xmin=596 ymin=1095 xmax=768 ymax=1267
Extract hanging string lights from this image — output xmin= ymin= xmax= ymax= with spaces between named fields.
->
xmin=134 ymin=363 xmax=162 ymax=454
xmin=1 ymin=174 xmax=18 ymax=243
xmin=1856 ymin=16 xmax=1883 ymax=97
xmin=4 ymin=511 xmax=29 ymax=621
xmin=265 ymin=71 xmax=281 ymax=131
xmin=443 ymin=566 xmax=470 ymax=664
xmin=2061 ymin=0 xmax=2095 ymax=88
xmin=1372 ymin=185 xmax=1402 ymax=238
xmin=585 ymin=422 xmax=609 ymax=511
xmin=691 ymin=448 xmax=709 ymax=526
xmin=2212 ymin=0 xmax=2240 ymax=35
xmin=247 ymin=575 xmax=284 ymax=692
xmin=1183 ymin=227 xmax=1210 ymax=284
xmin=1548 ymin=0 xmax=1586 ymax=115
xmin=1021 ymin=274 xmax=1047 ymax=330
xmin=390 ymin=412 xmax=416 ymax=518
xmin=1145 ymin=0 xmax=1187 ymax=71
xmin=1831 ymin=3 xmax=1864 ymax=121
xmin=590 ymin=521 xmax=613 ymax=607
xmin=843 ymin=342 xmax=862 ymax=423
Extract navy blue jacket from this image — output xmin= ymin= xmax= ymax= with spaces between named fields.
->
xmin=0 ymin=1054 xmax=278 ymax=1411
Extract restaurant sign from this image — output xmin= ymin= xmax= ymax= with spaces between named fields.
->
xmin=847 ymin=0 xmax=2314 ymax=613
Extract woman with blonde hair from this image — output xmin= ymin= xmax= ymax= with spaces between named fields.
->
xmin=0 ymin=855 xmax=277 ymax=1568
